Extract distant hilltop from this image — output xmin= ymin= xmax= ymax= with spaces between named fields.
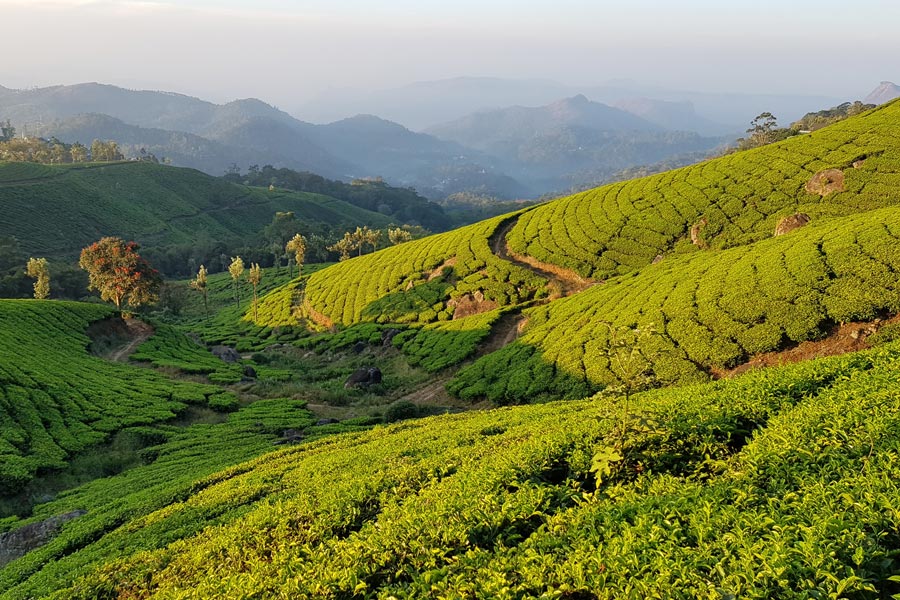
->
xmin=865 ymin=81 xmax=900 ymax=105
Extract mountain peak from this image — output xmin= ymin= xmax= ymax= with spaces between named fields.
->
xmin=865 ymin=81 xmax=900 ymax=105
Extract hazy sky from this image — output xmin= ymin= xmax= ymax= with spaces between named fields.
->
xmin=1 ymin=0 xmax=897 ymax=111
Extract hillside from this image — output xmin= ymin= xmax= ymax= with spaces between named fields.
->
xmin=0 ymin=82 xmax=523 ymax=198
xmin=2 ymin=338 xmax=899 ymax=597
xmin=0 ymin=300 xmax=236 ymax=493
xmin=3 ymin=100 xmax=900 ymax=600
xmin=0 ymin=161 xmax=392 ymax=262
xmin=251 ymin=99 xmax=900 ymax=403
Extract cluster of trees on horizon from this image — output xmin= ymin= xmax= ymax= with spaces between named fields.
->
xmin=727 ymin=101 xmax=875 ymax=154
xmin=0 ymin=119 xmax=166 ymax=165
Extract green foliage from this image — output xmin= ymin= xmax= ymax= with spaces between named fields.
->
xmin=393 ymin=309 xmax=505 ymax=372
xmin=302 ymin=212 xmax=547 ymax=327
xmin=0 ymin=300 xmax=230 ymax=491
xmin=453 ymin=205 xmax=900 ymax=402
xmin=229 ymin=164 xmax=448 ymax=232
xmin=0 ymin=161 xmax=392 ymax=269
xmin=507 ymin=100 xmax=897 ymax=279
xmin=4 ymin=342 xmax=900 ymax=598
xmin=792 ymin=101 xmax=875 ymax=132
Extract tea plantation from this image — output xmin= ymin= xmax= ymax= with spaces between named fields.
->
xmin=302 ymin=211 xmax=547 ymax=326
xmin=0 ymin=300 xmax=235 ymax=492
xmin=506 ymin=99 xmax=900 ymax=278
xmin=2 ymin=340 xmax=899 ymax=598
xmin=0 ymin=161 xmax=391 ymax=259
xmin=450 ymin=205 xmax=900 ymax=402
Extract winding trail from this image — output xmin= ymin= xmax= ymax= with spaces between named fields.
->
xmin=108 ymin=319 xmax=154 ymax=362
xmin=399 ymin=214 xmax=590 ymax=407
xmin=488 ymin=215 xmax=593 ymax=298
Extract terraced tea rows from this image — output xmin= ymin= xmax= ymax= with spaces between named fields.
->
xmin=507 ymin=100 xmax=900 ymax=278
xmin=450 ymin=205 xmax=900 ymax=403
xmin=0 ymin=300 xmax=234 ymax=490
xmin=4 ymin=340 xmax=899 ymax=598
xmin=303 ymin=212 xmax=547 ymax=326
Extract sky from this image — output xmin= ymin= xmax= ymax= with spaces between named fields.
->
xmin=1 ymin=0 xmax=897 ymax=113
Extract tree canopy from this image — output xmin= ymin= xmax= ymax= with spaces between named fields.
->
xmin=78 ymin=237 xmax=161 ymax=310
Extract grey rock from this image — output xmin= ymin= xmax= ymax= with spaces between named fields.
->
xmin=344 ymin=366 xmax=383 ymax=388
xmin=0 ymin=510 xmax=87 ymax=567
xmin=210 ymin=345 xmax=241 ymax=363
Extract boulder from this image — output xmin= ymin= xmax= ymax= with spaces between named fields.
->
xmin=0 ymin=510 xmax=86 ymax=567
xmin=273 ymin=429 xmax=304 ymax=445
xmin=210 ymin=345 xmax=241 ymax=363
xmin=806 ymin=169 xmax=845 ymax=196
xmin=344 ymin=366 xmax=383 ymax=388
xmin=381 ymin=328 xmax=401 ymax=346
xmin=316 ymin=418 xmax=340 ymax=426
xmin=774 ymin=213 xmax=811 ymax=236
xmin=242 ymin=365 xmax=257 ymax=379
xmin=351 ymin=341 xmax=367 ymax=354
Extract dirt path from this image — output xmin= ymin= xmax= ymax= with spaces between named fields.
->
xmin=488 ymin=216 xmax=592 ymax=297
xmin=108 ymin=319 xmax=155 ymax=362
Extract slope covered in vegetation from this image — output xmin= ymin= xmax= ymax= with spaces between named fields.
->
xmin=0 ymin=161 xmax=391 ymax=260
xmin=506 ymin=99 xmax=900 ymax=278
xmin=0 ymin=300 xmax=235 ymax=492
xmin=265 ymin=100 xmax=900 ymax=401
xmin=2 ymin=340 xmax=899 ymax=598
xmin=302 ymin=212 xmax=547 ymax=327
xmin=451 ymin=206 xmax=900 ymax=402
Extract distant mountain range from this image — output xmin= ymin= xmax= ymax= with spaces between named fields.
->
xmin=3 ymin=80 xmax=885 ymax=199
xmin=427 ymin=95 xmax=726 ymax=192
xmin=298 ymin=76 xmax=848 ymax=132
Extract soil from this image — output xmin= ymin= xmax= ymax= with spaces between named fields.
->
xmin=710 ymin=315 xmax=899 ymax=379
xmin=108 ymin=318 xmax=154 ymax=362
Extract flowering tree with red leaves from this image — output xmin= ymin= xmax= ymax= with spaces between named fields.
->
xmin=79 ymin=237 xmax=162 ymax=310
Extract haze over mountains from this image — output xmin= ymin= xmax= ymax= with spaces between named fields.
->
xmin=1 ymin=79 xmax=892 ymax=199
xmin=299 ymin=76 xmax=850 ymax=132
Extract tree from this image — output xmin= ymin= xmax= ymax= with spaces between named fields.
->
xmin=25 ymin=257 xmax=50 ymax=299
xmin=388 ymin=227 xmax=413 ymax=246
xmin=363 ymin=227 xmax=382 ymax=253
xmin=228 ymin=256 xmax=245 ymax=308
xmin=0 ymin=120 xmax=15 ymax=142
xmin=248 ymin=263 xmax=262 ymax=321
xmin=327 ymin=232 xmax=356 ymax=261
xmin=190 ymin=264 xmax=209 ymax=321
xmin=747 ymin=112 xmax=778 ymax=145
xmin=70 ymin=142 xmax=88 ymax=163
xmin=285 ymin=233 xmax=307 ymax=279
xmin=590 ymin=323 xmax=660 ymax=485
xmin=79 ymin=237 xmax=161 ymax=311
